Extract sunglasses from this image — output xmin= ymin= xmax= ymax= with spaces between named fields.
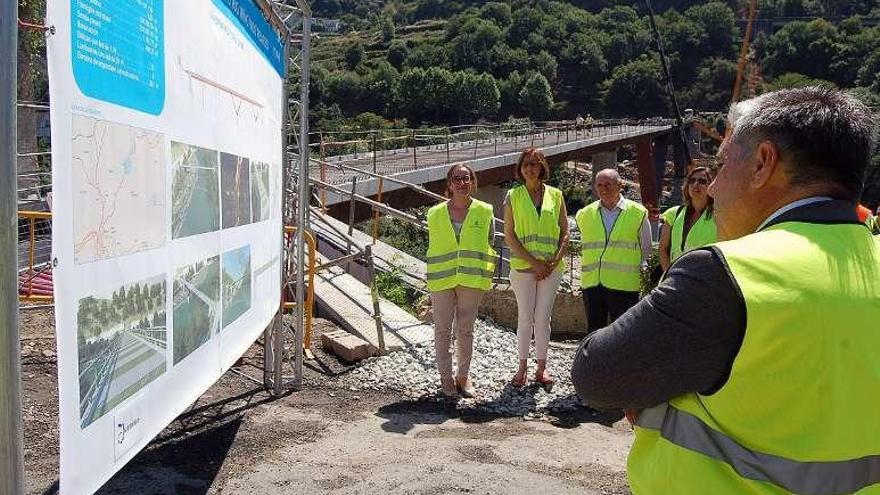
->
xmin=451 ymin=175 xmax=472 ymax=184
xmin=688 ymin=177 xmax=710 ymax=185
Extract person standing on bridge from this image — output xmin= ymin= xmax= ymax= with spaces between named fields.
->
xmin=426 ymin=164 xmax=496 ymax=398
xmin=658 ymin=167 xmax=717 ymax=272
xmin=576 ymin=169 xmax=652 ymax=334
xmin=571 ymin=87 xmax=880 ymax=494
xmin=504 ymin=148 xmax=569 ymax=390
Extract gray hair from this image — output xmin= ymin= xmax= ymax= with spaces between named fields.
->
xmin=727 ymin=86 xmax=877 ymax=200
xmin=595 ymin=168 xmax=621 ymax=184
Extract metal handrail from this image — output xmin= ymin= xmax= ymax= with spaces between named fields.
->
xmin=17 ymin=210 xmax=53 ymax=303
xmin=282 ymin=226 xmax=316 ymax=353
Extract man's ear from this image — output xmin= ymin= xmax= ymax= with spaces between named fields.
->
xmin=751 ymin=140 xmax=779 ymax=188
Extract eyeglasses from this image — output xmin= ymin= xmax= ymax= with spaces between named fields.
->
xmin=451 ymin=175 xmax=472 ymax=184
xmin=688 ymin=177 xmax=710 ymax=185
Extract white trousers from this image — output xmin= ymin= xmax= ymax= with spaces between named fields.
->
xmin=509 ymin=268 xmax=562 ymax=361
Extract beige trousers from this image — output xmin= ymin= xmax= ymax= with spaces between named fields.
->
xmin=431 ymin=286 xmax=484 ymax=379
xmin=509 ymin=268 xmax=562 ymax=360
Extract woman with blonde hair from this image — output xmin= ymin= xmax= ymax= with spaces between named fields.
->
xmin=659 ymin=166 xmax=717 ymax=272
xmin=426 ymin=164 xmax=496 ymax=397
xmin=503 ymin=148 xmax=569 ymax=390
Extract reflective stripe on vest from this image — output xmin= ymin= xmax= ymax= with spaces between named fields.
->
xmin=629 ymin=221 xmax=880 ymax=495
xmin=636 ymin=403 xmax=880 ymax=495
xmin=509 ymin=184 xmax=564 ymax=272
xmin=576 ymin=199 xmax=646 ymax=291
xmin=425 ymin=199 xmax=497 ymax=292
xmin=669 ymin=206 xmax=717 ymax=262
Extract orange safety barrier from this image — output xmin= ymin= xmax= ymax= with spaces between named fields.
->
xmin=18 ymin=210 xmax=53 ymax=303
xmin=282 ymin=226 xmax=316 ymax=351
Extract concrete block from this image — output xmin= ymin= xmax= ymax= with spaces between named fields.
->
xmin=321 ymin=329 xmax=376 ymax=363
xmin=480 ymin=288 xmax=587 ymax=338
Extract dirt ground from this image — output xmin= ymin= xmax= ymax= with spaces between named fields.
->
xmin=19 ymin=309 xmax=634 ymax=495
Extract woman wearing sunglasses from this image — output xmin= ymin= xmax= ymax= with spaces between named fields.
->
xmin=503 ymin=148 xmax=569 ymax=390
xmin=659 ymin=167 xmax=718 ymax=272
xmin=426 ymin=164 xmax=496 ymax=398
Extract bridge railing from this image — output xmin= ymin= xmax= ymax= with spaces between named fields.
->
xmin=309 ymin=118 xmax=675 ymax=185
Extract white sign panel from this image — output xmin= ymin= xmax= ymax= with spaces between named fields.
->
xmin=46 ymin=1 xmax=285 ymax=493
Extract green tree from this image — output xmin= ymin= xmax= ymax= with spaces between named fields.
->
xmin=499 ymin=71 xmax=526 ymax=116
xmin=405 ymin=43 xmax=449 ymax=69
xmin=363 ymin=61 xmax=400 ymax=114
xmin=857 ymin=48 xmax=880 ymax=93
xmin=519 ymin=73 xmax=554 ymax=120
xmin=454 ymin=72 xmax=501 ymax=121
xmin=386 ymin=40 xmax=409 ymax=68
xmin=602 ymin=55 xmax=669 ymax=117
xmin=684 ymin=2 xmax=736 ymax=59
xmin=766 ymin=72 xmax=836 ymax=91
xmin=594 ymin=6 xmax=652 ymax=68
xmin=379 ymin=14 xmax=395 ymax=43
xmin=450 ymin=18 xmax=503 ymax=72
xmin=325 ymin=71 xmax=366 ymax=114
xmin=398 ymin=67 xmax=455 ymax=123
xmin=344 ymin=42 xmax=365 ymax=70
xmin=507 ymin=7 xmax=545 ymax=48
xmin=762 ymin=20 xmax=841 ymax=84
xmin=680 ymin=58 xmax=737 ymax=111
xmin=481 ymin=2 xmax=512 ymax=27
xmin=559 ymin=33 xmax=608 ymax=110
xmin=531 ymin=50 xmax=558 ymax=82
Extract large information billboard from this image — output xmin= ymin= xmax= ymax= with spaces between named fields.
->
xmin=46 ymin=1 xmax=285 ymax=492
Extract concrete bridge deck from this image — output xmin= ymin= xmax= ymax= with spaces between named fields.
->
xmin=314 ymin=123 xmax=673 ymax=208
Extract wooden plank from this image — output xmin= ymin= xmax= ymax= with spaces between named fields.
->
xmin=313 ymin=255 xmax=432 ymax=355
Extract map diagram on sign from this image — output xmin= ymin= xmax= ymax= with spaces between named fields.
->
xmin=72 ymin=115 xmax=166 ymax=264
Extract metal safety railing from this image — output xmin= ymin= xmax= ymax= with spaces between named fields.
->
xmin=310 ymin=118 xmax=675 ymax=191
xmin=17 ymin=210 xmax=53 ymax=303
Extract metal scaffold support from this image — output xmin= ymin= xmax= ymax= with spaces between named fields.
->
xmin=264 ymin=0 xmax=311 ymax=395
xmin=1 ymin=2 xmax=25 ymax=492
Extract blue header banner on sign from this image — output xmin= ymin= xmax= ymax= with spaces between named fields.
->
xmin=212 ymin=0 xmax=285 ymax=76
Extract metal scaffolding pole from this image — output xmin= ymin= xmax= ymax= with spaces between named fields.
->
xmin=294 ymin=5 xmax=311 ymax=389
xmin=0 ymin=2 xmax=25 ymax=493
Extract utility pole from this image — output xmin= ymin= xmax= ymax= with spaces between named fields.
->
xmin=1 ymin=2 xmax=25 ymax=493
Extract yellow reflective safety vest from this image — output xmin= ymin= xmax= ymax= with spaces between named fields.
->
xmin=508 ymin=184 xmax=565 ymax=273
xmin=426 ymin=199 xmax=496 ymax=292
xmin=668 ymin=206 xmax=717 ymax=262
xmin=629 ymin=221 xmax=880 ymax=495
xmin=576 ymin=199 xmax=647 ymax=291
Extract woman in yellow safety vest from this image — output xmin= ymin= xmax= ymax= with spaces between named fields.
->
xmin=426 ymin=164 xmax=497 ymax=398
xmin=503 ymin=148 xmax=569 ymax=390
xmin=659 ymin=167 xmax=717 ymax=272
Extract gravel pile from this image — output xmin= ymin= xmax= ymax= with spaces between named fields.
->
xmin=348 ymin=319 xmax=588 ymax=416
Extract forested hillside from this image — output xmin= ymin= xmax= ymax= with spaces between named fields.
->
xmin=305 ymin=0 xmax=880 ymax=206
xmin=307 ymin=0 xmax=880 ymax=127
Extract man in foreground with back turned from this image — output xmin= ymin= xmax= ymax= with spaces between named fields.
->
xmin=570 ymin=86 xmax=880 ymax=494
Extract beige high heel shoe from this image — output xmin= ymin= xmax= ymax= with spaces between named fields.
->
xmin=440 ymin=376 xmax=458 ymax=398
xmin=456 ymin=376 xmax=476 ymax=398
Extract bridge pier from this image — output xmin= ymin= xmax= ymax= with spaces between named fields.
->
xmin=591 ymin=150 xmax=618 ymax=198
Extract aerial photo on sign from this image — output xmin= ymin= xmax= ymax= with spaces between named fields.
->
xmin=221 ymin=152 xmax=251 ymax=228
xmin=71 ymin=115 xmax=166 ymax=264
xmin=251 ymin=160 xmax=271 ymax=223
xmin=171 ymin=142 xmax=220 ymax=238
xmin=76 ymin=275 xmax=168 ymax=428
xmin=221 ymin=245 xmax=252 ymax=329
xmin=173 ymin=256 xmax=221 ymax=364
